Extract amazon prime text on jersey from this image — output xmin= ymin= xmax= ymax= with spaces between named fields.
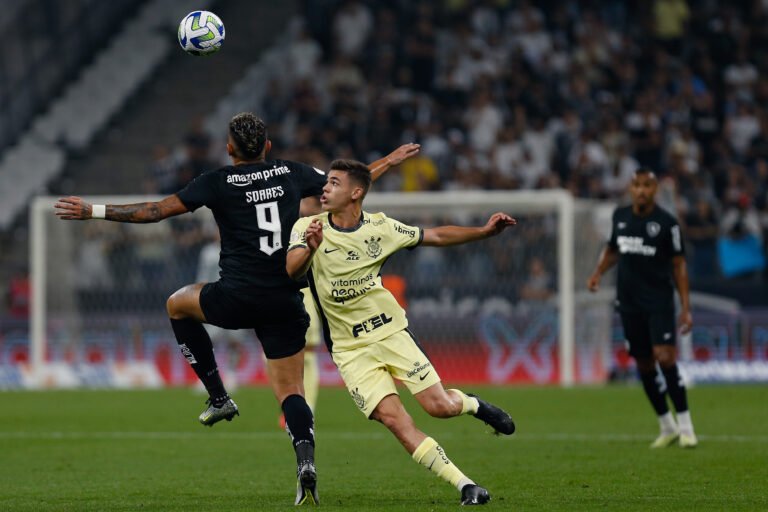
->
xmin=226 ymin=166 xmax=291 ymax=186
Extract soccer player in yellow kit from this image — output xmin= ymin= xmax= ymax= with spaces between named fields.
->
xmin=286 ymin=159 xmax=517 ymax=506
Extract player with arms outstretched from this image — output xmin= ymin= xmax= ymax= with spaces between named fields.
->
xmin=587 ymin=168 xmax=698 ymax=448
xmin=54 ymin=113 xmax=419 ymax=504
xmin=286 ymin=159 xmax=516 ymax=506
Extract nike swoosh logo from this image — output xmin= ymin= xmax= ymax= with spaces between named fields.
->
xmin=419 ymin=371 xmax=431 ymax=381
xmin=323 ymin=248 xmax=339 ymax=254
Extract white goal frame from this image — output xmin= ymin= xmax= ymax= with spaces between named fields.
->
xmin=30 ymin=190 xmax=577 ymax=387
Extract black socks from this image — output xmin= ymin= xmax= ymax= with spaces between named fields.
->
xmin=282 ymin=394 xmax=315 ymax=465
xmin=639 ymin=368 xmax=670 ymax=416
xmin=660 ymin=363 xmax=689 ymax=413
xmin=170 ymin=318 xmax=227 ymax=401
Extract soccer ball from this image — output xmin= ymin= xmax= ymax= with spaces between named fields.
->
xmin=178 ymin=11 xmax=225 ymax=56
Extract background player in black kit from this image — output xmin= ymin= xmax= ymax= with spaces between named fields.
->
xmin=54 ymin=112 xmax=420 ymax=504
xmin=587 ymin=168 xmax=698 ymax=449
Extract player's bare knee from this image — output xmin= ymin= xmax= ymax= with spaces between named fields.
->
xmin=166 ymin=292 xmax=183 ymax=319
xmin=654 ymin=348 xmax=676 ymax=368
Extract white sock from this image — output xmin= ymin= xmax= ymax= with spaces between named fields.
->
xmin=658 ymin=411 xmax=678 ymax=435
xmin=676 ymin=411 xmax=695 ymax=436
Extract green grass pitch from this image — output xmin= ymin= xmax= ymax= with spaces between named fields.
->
xmin=1 ymin=385 xmax=766 ymax=511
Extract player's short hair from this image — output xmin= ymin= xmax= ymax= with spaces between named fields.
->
xmin=633 ymin=167 xmax=657 ymax=181
xmin=330 ymin=159 xmax=372 ymax=197
xmin=228 ymin=113 xmax=267 ymax=159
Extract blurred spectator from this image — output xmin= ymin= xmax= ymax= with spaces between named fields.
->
xmin=145 ymin=144 xmax=177 ymax=195
xmin=287 ymin=23 xmax=323 ymax=80
xmin=725 ymin=101 xmax=761 ymax=159
xmin=683 ymin=199 xmax=720 ymax=278
xmin=653 ymin=0 xmax=690 ymax=56
xmin=464 ymin=89 xmax=502 ymax=153
xmin=332 ymin=0 xmax=373 ymax=59
xmin=399 ymin=153 xmax=440 ymax=192
xmin=6 ymin=267 xmax=30 ymax=319
xmin=520 ymin=257 xmax=554 ymax=302
xmin=75 ymin=224 xmax=115 ymax=291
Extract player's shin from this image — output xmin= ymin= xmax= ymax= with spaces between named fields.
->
xmin=659 ymin=363 xmax=696 ymax=438
xmin=282 ymin=394 xmax=316 ymax=465
xmin=170 ymin=318 xmax=227 ymax=401
xmin=412 ymin=437 xmax=474 ymax=491
xmin=638 ymin=368 xmax=670 ymax=418
xmin=659 ymin=363 xmax=689 ymax=413
xmin=303 ymin=350 xmax=319 ymax=413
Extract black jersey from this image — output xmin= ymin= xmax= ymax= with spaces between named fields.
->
xmin=176 ymin=159 xmax=326 ymax=290
xmin=608 ymin=205 xmax=685 ymax=313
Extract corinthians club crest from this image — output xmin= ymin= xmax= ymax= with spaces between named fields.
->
xmin=350 ymin=387 xmax=366 ymax=409
xmin=646 ymin=221 xmax=661 ymax=237
xmin=364 ymin=236 xmax=382 ymax=258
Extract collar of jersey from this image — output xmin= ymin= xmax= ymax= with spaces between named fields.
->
xmin=328 ymin=212 xmax=365 ymax=233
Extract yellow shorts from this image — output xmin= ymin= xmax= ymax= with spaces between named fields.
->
xmin=331 ymin=329 xmax=441 ymax=417
xmin=301 ymin=289 xmax=322 ymax=349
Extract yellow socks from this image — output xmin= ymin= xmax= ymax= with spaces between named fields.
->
xmin=412 ymin=437 xmax=474 ymax=491
xmin=448 ymin=389 xmax=479 ymax=415
xmin=303 ymin=350 xmax=319 ymax=412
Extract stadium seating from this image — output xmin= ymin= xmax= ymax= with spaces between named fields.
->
xmin=0 ymin=0 xmax=213 ymax=228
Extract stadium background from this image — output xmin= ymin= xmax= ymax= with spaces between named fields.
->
xmin=2 ymin=0 xmax=768 ymax=388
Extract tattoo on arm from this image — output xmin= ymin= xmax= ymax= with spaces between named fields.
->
xmin=106 ymin=203 xmax=164 ymax=223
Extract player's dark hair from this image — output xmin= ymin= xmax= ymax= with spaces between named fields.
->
xmin=330 ymin=159 xmax=372 ymax=197
xmin=633 ymin=167 xmax=657 ymax=180
xmin=228 ymin=112 xmax=267 ymax=159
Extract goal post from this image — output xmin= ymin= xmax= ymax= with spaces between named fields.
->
xmin=30 ymin=190 xmax=613 ymax=389
xmin=363 ymin=190 xmax=577 ymax=386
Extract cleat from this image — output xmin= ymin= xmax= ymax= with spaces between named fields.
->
xmin=649 ymin=431 xmax=679 ymax=449
xmin=679 ymin=433 xmax=698 ymax=448
xmin=295 ymin=461 xmax=319 ymax=506
xmin=461 ymin=484 xmax=491 ymax=505
xmin=198 ymin=397 xmax=239 ymax=427
xmin=468 ymin=394 xmax=515 ymax=435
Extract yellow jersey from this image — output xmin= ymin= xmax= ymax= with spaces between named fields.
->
xmin=288 ymin=211 xmax=422 ymax=352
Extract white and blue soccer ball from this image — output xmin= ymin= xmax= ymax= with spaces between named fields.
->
xmin=178 ymin=11 xmax=225 ymax=56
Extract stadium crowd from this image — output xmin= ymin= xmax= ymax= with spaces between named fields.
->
xmin=137 ymin=0 xmax=768 ymax=291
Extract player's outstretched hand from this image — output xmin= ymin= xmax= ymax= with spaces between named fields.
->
xmin=305 ymin=218 xmax=324 ymax=251
xmin=483 ymin=212 xmax=517 ymax=236
xmin=678 ymin=310 xmax=693 ymax=335
xmin=586 ymin=273 xmax=601 ymax=292
xmin=54 ymin=196 xmax=93 ymax=220
xmin=385 ymin=143 xmax=421 ymax=167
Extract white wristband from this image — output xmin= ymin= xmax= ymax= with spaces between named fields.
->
xmin=92 ymin=204 xmax=106 ymax=219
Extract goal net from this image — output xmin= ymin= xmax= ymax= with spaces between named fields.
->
xmin=27 ymin=191 xmax=614 ymax=388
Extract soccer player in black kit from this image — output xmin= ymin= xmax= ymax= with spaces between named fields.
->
xmin=587 ymin=168 xmax=698 ymax=449
xmin=54 ymin=112 xmax=420 ymax=504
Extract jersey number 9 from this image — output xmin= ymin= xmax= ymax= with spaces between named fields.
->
xmin=255 ymin=201 xmax=282 ymax=255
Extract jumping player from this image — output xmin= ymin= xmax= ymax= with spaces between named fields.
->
xmin=54 ymin=113 xmax=420 ymax=504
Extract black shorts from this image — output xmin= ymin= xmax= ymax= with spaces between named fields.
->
xmin=619 ymin=309 xmax=676 ymax=359
xmin=199 ymin=281 xmax=310 ymax=359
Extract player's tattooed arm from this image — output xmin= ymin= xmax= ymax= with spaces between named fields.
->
xmin=54 ymin=195 xmax=188 ymax=223
xmin=368 ymin=143 xmax=421 ymax=182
